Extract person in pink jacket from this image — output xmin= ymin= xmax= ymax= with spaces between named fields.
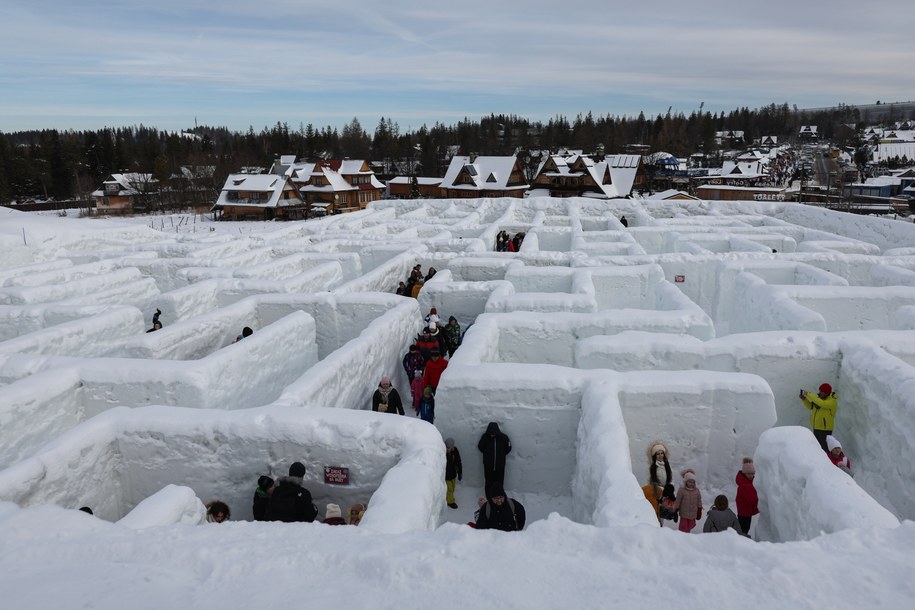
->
xmin=674 ymin=468 xmax=702 ymax=533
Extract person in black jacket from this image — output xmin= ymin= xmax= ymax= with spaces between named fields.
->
xmin=372 ymin=376 xmax=404 ymax=415
xmin=252 ymin=475 xmax=274 ymax=521
xmin=265 ymin=462 xmax=318 ymax=523
xmin=445 ymin=438 xmax=463 ymax=509
xmin=478 ymin=422 xmax=511 ymax=497
xmin=146 ymin=308 xmax=162 ymax=333
xmin=475 ymin=486 xmax=525 ymax=531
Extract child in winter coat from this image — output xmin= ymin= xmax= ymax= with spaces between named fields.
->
xmin=674 ymin=468 xmax=702 ymax=533
xmin=826 ymin=435 xmax=852 ymax=475
xmin=703 ymin=495 xmax=743 ymax=534
xmin=735 ymin=458 xmax=759 ymax=536
xmin=410 ymin=370 xmax=424 ymax=414
xmin=418 ymin=385 xmax=435 ymax=423
xmin=660 ymin=483 xmax=679 ymax=523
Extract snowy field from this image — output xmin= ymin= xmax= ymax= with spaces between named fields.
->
xmin=1 ymin=198 xmax=915 ymax=609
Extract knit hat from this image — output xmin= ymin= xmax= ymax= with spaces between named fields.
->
xmin=428 ymin=321 xmax=437 ymax=331
xmin=409 ymin=344 xmax=419 ymax=351
xmin=257 ymin=475 xmax=275 ymax=491
xmin=289 ymin=461 xmax=306 ymax=478
xmin=681 ymin=468 xmax=696 ymax=482
xmin=430 ymin=348 xmax=440 ymax=356
xmin=742 ymin=462 xmax=756 ymax=475
xmin=325 ymin=503 xmax=342 ymax=520
xmin=445 ymin=437 xmax=455 ymax=449
xmin=819 ymin=383 xmax=833 ymax=394
xmin=826 ymin=435 xmax=841 ymax=452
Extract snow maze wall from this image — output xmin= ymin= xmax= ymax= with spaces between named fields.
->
xmin=1 ymin=198 xmax=914 ymax=541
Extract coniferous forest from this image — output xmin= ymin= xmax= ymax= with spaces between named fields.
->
xmin=0 ymin=102 xmax=886 ymax=204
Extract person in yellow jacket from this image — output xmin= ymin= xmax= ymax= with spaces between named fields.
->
xmin=800 ymin=382 xmax=837 ymax=451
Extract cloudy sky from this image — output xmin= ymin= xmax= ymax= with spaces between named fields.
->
xmin=1 ymin=0 xmax=911 ymax=133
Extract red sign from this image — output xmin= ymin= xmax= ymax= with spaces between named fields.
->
xmin=674 ymin=275 xmax=685 ymax=283
xmin=324 ymin=466 xmax=349 ymax=485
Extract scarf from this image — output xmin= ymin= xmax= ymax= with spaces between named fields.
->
xmin=378 ymin=385 xmax=393 ymax=402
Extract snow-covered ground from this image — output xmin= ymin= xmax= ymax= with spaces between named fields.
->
xmin=2 ymin=198 xmax=915 ymax=609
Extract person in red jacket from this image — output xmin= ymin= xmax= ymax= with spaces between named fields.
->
xmin=735 ymin=458 xmax=759 ymax=537
xmin=421 ymin=349 xmax=448 ymax=395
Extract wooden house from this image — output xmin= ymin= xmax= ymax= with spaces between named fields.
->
xmin=439 ymin=155 xmax=529 ymax=199
xmin=91 ymin=173 xmax=159 ymax=214
xmin=289 ymin=159 xmax=384 ymax=214
xmin=212 ymin=174 xmax=305 ymax=220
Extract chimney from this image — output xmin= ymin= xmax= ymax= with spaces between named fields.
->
xmin=469 ymin=152 xmax=478 ymax=163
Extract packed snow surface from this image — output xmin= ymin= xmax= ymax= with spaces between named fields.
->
xmin=2 ymin=198 xmax=915 ymax=609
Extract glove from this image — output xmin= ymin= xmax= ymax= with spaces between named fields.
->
xmin=458 ymin=476 xmax=462 ymax=482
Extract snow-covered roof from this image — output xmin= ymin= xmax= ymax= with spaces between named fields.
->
xmin=214 ymin=174 xmax=301 ymax=208
xmin=440 ymin=155 xmax=527 ymax=191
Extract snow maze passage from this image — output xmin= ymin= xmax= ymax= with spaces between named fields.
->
xmin=2 ymin=197 xmax=915 ymax=541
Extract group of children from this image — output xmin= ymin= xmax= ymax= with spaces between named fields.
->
xmin=645 ymin=430 xmax=853 ymax=538
xmin=644 ymin=441 xmax=758 ymax=537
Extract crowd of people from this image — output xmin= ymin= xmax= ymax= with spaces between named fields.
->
xmin=642 ymin=381 xmax=852 ymax=537
xmin=396 ymin=264 xmax=437 ymax=298
xmin=495 ymin=231 xmax=525 ymax=252
xmin=199 ymin=422 xmax=520 ymax=532
xmin=369 ymin=307 xmax=463 ymax=424
xmin=206 ymin=461 xmax=368 ymax=526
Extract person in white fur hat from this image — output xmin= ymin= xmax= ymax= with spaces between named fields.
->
xmin=826 ymin=436 xmax=852 ymax=475
xmin=642 ymin=440 xmax=673 ymax=525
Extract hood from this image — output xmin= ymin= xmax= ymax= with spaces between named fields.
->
xmin=485 ymin=422 xmax=501 ymax=436
xmin=487 ymin=486 xmax=506 ymax=501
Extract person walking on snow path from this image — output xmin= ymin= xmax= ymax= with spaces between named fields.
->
xmin=474 ymin=486 xmax=525 ymax=532
xmin=421 ymin=349 xmax=448 ymax=395
xmin=800 ymin=382 xmax=837 ymax=451
xmin=372 ymin=376 xmax=404 ymax=415
xmin=703 ymin=495 xmax=743 ymax=535
xmin=735 ymin=458 xmax=759 ymax=537
xmin=675 ymin=468 xmax=702 ymax=533
xmin=444 ymin=438 xmax=463 ymax=509
xmin=478 ymin=422 xmax=511 ymax=497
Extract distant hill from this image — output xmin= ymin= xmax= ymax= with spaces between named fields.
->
xmin=798 ymin=101 xmax=915 ymax=122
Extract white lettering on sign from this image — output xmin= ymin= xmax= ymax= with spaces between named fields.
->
xmin=753 ymin=193 xmax=786 ymax=201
